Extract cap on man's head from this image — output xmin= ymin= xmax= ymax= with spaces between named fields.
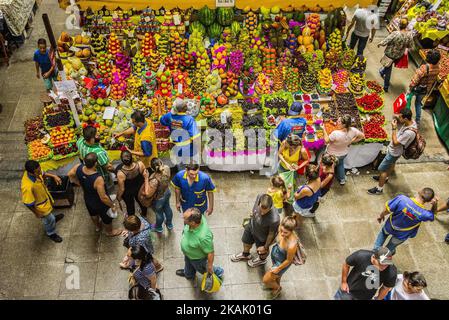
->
xmin=373 ymin=247 xmax=394 ymax=265
xmin=288 ymin=102 xmax=303 ymax=116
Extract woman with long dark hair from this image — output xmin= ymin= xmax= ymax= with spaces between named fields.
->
xmin=116 ymin=150 xmax=147 ymax=217
xmin=128 ymin=245 xmax=158 ymax=291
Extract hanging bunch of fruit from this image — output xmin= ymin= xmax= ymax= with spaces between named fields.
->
xmin=278 ymin=49 xmax=293 ymax=68
xmin=194 ymin=46 xmax=211 ymax=77
xmin=317 ymin=68 xmax=333 ymax=94
xmin=272 ymin=67 xmax=284 ymax=92
xmin=205 ymin=69 xmax=222 ymax=97
xmin=110 ymin=67 xmax=127 ymax=100
xmin=262 ymin=47 xmax=276 ymax=76
xmin=148 ymin=50 xmax=161 ymax=72
xmin=208 ymin=23 xmax=223 ymax=41
xmin=170 ymin=32 xmax=186 ymax=60
xmin=328 ymin=29 xmax=342 ymax=55
xmin=306 ymin=13 xmax=321 ymax=35
xmin=351 ymin=55 xmax=367 ymax=73
xmin=303 ymin=50 xmax=325 ymax=74
xmin=108 ymin=33 xmax=121 ymax=55
xmin=157 ymin=33 xmax=170 ymax=58
xmin=188 ymin=30 xmax=204 ymax=53
xmin=341 ymin=49 xmax=356 ymax=70
xmin=221 ymin=71 xmax=238 ymax=98
xmin=127 ymin=75 xmax=142 ymax=97
xmin=325 ymin=49 xmax=340 ymax=71
xmin=255 ymin=73 xmax=272 ymax=95
xmin=132 ymin=52 xmax=147 ymax=76
xmin=141 ymin=33 xmax=156 ymax=57
xmin=229 ymin=50 xmax=244 ymax=76
xmin=96 ymin=51 xmax=112 ymax=77
xmin=190 ymin=70 xmax=207 ymax=96
xmin=115 ymin=52 xmax=131 ymax=79
xmin=236 ymin=29 xmax=251 ymax=56
xmin=211 ymin=44 xmax=228 ymax=73
xmin=157 ymin=69 xmax=173 ymax=97
xmin=90 ymin=32 xmax=106 ymax=56
xmin=349 ymin=72 xmax=366 ymax=96
xmin=286 ymin=33 xmax=298 ymax=55
xmin=245 ymin=51 xmax=263 ymax=74
xmin=230 ymin=21 xmax=241 ymax=45
xmin=244 ymin=11 xmax=258 ymax=36
xmin=143 ymin=71 xmax=158 ymax=96
xmin=285 ymin=67 xmax=300 ymax=92
xmin=332 ymin=69 xmax=349 ymax=94
xmin=300 ymin=71 xmax=317 ymax=93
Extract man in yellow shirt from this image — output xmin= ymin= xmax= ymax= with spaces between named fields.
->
xmin=21 ymin=160 xmax=65 ymax=243
xmin=114 ymin=110 xmax=158 ymax=169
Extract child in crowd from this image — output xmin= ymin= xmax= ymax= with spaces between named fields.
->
xmin=34 ymin=38 xmax=58 ymax=92
xmin=319 ymin=153 xmax=337 ymax=199
xmin=267 ymin=175 xmax=293 ymax=215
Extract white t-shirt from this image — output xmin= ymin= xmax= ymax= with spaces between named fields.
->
xmin=353 ymin=8 xmax=379 ymax=38
xmin=327 ymin=127 xmax=363 ymax=157
xmin=390 ymin=274 xmax=430 ymax=300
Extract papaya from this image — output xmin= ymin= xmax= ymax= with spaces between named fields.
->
xmin=314 ymin=40 xmax=319 ymax=50
xmin=297 ymin=35 xmax=304 ymax=45
xmin=302 ymin=27 xmax=311 ymax=37
xmin=303 ymin=36 xmax=313 ymax=46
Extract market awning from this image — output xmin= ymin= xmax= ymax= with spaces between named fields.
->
xmin=63 ymin=0 xmax=376 ymax=11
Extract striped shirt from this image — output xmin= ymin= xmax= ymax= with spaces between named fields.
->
xmin=410 ymin=64 xmax=440 ymax=92
xmin=76 ymin=137 xmax=110 ymax=179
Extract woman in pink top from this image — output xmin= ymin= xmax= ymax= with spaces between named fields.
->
xmin=323 ymin=115 xmax=365 ymax=185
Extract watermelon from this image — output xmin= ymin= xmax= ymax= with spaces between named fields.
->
xmin=217 ymin=7 xmax=234 ymax=26
xmin=189 ymin=21 xmax=206 ymax=35
xmin=231 ymin=21 xmax=241 ymax=37
xmin=199 ymin=5 xmax=215 ymax=26
xmin=208 ymin=23 xmax=223 ymax=39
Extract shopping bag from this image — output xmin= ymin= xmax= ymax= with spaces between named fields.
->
xmin=394 ymin=50 xmax=408 ymax=69
xmin=279 ymin=170 xmax=296 ymax=204
xmin=393 ymin=93 xmax=407 ymax=114
xmin=201 ymin=272 xmax=222 ymax=293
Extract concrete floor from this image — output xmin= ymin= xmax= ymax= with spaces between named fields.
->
xmin=0 ymin=2 xmax=449 ymax=300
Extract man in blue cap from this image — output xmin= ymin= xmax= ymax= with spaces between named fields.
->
xmin=273 ymin=102 xmax=306 ymax=145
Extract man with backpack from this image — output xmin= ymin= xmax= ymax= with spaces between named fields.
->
xmin=373 ymin=188 xmax=438 ymax=254
xmin=368 ymin=108 xmax=420 ymax=195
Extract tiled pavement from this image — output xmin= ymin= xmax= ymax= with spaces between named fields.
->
xmin=0 ymin=3 xmax=449 ymax=300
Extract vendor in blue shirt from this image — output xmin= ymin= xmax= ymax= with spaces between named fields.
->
xmin=160 ymin=99 xmax=200 ymax=166
xmin=273 ymin=102 xmax=306 ymax=145
xmin=34 ymin=38 xmax=58 ymax=91
xmin=374 ymin=188 xmax=438 ymax=254
xmin=171 ymin=163 xmax=216 ymax=215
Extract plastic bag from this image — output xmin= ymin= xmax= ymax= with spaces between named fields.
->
xmin=201 ymin=273 xmax=222 ymax=293
xmin=279 ymin=170 xmax=296 ymax=204
xmin=393 ymin=93 xmax=407 ymax=114
xmin=394 ymin=50 xmax=408 ymax=69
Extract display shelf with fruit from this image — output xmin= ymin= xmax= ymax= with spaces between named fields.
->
xmin=284 ymin=67 xmax=300 ymax=93
xmin=261 ymin=91 xmax=293 ymax=122
xmin=300 ymin=71 xmax=317 ymax=94
xmin=366 ymin=80 xmax=384 ymax=95
xmin=57 ymin=32 xmax=74 ymax=58
xmin=52 ymin=142 xmax=79 ymax=161
xmin=333 ymin=69 xmax=349 ymax=94
xmin=49 ymin=126 xmax=78 ymax=147
xmin=356 ymin=93 xmax=384 ymax=113
xmin=349 ymin=72 xmax=366 ymax=96
xmin=255 ymin=73 xmax=273 ymax=95
xmin=317 ymin=68 xmax=333 ymax=94
xmin=28 ymin=140 xmax=53 ymax=162
xmin=24 ymin=117 xmax=45 ymax=143
xmin=44 ymin=111 xmax=74 ymax=130
xmin=362 ymin=119 xmax=388 ymax=143
xmin=108 ymin=33 xmax=121 ymax=56
xmin=200 ymin=93 xmax=217 ymax=118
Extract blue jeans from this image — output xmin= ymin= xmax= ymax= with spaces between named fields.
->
xmin=373 ymin=228 xmax=405 ymax=255
xmin=335 ymin=155 xmax=347 ymax=183
xmin=380 ymin=64 xmax=393 ymax=90
xmin=152 ymin=189 xmax=173 ymax=233
xmin=184 ymin=256 xmax=224 ymax=280
xmin=412 ymin=92 xmax=425 ymax=124
xmin=349 ymin=33 xmax=369 ymax=56
xmin=42 ymin=213 xmax=56 ymax=236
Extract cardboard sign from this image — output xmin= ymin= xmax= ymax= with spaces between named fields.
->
xmin=229 ymin=99 xmax=238 ymax=105
xmin=158 ymin=63 xmax=166 ymax=73
xmin=178 ymin=83 xmax=183 ymax=94
xmin=173 ymin=14 xmax=181 ymax=26
xmin=54 ymin=80 xmax=77 ymax=93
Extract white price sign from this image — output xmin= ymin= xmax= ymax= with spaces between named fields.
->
xmin=216 ymin=0 xmax=235 ymax=7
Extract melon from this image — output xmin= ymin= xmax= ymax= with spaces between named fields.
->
xmin=199 ymin=6 xmax=215 ymax=26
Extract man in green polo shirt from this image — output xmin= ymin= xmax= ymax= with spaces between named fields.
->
xmin=76 ymin=126 xmax=114 ymax=191
xmin=176 ymin=208 xmax=224 ymax=283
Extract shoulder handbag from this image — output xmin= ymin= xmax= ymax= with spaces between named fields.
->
xmin=138 ymin=177 xmax=160 ymax=208
xmin=421 ymin=80 xmax=439 ymax=108
xmin=292 ymin=237 xmax=307 ymax=266
xmin=412 ymin=64 xmax=429 ymax=95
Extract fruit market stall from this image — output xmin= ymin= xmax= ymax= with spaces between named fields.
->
xmin=26 ymin=5 xmax=392 ymax=172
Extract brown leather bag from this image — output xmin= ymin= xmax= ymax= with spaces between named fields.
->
xmin=138 ymin=177 xmax=159 ymax=208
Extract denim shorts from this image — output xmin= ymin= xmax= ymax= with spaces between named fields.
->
xmin=377 ymin=152 xmax=400 ymax=172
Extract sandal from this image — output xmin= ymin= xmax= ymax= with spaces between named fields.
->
xmin=155 ymin=265 xmax=164 ymax=273
xmin=269 ymin=287 xmax=282 ymax=300
xmin=106 ymin=229 xmax=123 ymax=237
